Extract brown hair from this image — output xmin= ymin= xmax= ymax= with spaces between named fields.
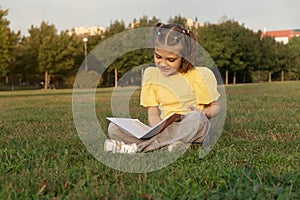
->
xmin=153 ymin=23 xmax=198 ymax=73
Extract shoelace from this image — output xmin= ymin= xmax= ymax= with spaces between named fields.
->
xmin=114 ymin=140 xmax=124 ymax=153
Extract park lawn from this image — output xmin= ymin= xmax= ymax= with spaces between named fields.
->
xmin=0 ymin=82 xmax=299 ymax=199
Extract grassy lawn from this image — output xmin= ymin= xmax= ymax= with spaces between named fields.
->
xmin=0 ymin=82 xmax=299 ymax=199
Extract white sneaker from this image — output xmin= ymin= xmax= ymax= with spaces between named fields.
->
xmin=104 ymin=139 xmax=138 ymax=154
xmin=167 ymin=141 xmax=190 ymax=152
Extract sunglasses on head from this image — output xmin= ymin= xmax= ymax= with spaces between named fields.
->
xmin=155 ymin=23 xmax=190 ymax=36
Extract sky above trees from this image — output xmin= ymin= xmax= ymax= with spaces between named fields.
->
xmin=2 ymin=0 xmax=300 ymax=36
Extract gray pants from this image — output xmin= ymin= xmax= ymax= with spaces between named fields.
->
xmin=108 ymin=111 xmax=210 ymax=152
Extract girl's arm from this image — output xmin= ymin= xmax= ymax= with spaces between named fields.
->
xmin=147 ymin=106 xmax=162 ymax=127
xmin=203 ymin=101 xmax=220 ymax=118
xmin=188 ymin=101 xmax=220 ymax=119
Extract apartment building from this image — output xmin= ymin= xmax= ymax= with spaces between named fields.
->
xmin=70 ymin=25 xmax=105 ymax=36
xmin=261 ymin=28 xmax=300 ymax=44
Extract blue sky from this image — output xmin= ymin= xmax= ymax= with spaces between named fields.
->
xmin=1 ymin=0 xmax=299 ymax=35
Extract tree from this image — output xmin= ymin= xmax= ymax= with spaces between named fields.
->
xmin=6 ymin=30 xmax=21 ymax=86
xmin=219 ymin=20 xmax=247 ymax=84
xmin=237 ymin=26 xmax=261 ymax=83
xmin=110 ymin=17 xmax=160 ymax=86
xmin=103 ymin=20 xmax=126 ymax=39
xmin=168 ymin=15 xmax=187 ymax=26
xmin=21 ymin=24 xmax=44 ymax=84
xmin=37 ymin=22 xmax=57 ymax=88
xmin=39 ymin=26 xmax=82 ymax=89
xmin=197 ymin=23 xmax=231 ymax=84
xmin=0 ymin=8 xmax=10 ymax=82
xmin=256 ymin=35 xmax=276 ymax=82
xmin=215 ymin=20 xmax=262 ymax=84
xmin=287 ymin=37 xmax=300 ymax=80
xmin=131 ymin=16 xmax=160 ymax=28
xmin=103 ymin=20 xmax=127 ymax=86
xmin=199 ymin=20 xmax=245 ymax=84
xmin=274 ymin=42 xmax=295 ymax=81
xmin=23 ymin=21 xmax=81 ymax=89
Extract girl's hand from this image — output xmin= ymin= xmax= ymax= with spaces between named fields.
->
xmin=188 ymin=101 xmax=220 ymax=119
xmin=147 ymin=106 xmax=162 ymax=127
xmin=187 ymin=105 xmax=205 ymax=114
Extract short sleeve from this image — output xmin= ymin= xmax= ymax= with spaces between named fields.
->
xmin=194 ymin=67 xmax=220 ymax=104
xmin=140 ymin=67 xmax=159 ymax=107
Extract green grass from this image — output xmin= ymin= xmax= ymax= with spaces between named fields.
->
xmin=1 ymin=82 xmax=300 ymax=199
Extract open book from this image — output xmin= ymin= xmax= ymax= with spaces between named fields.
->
xmin=107 ymin=113 xmax=183 ymax=139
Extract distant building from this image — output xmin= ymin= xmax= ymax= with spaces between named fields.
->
xmin=186 ymin=17 xmax=200 ymax=29
xmin=261 ymin=28 xmax=300 ymax=44
xmin=70 ymin=25 xmax=105 ymax=36
xmin=129 ymin=17 xmax=200 ymax=29
xmin=130 ymin=21 xmax=140 ymax=29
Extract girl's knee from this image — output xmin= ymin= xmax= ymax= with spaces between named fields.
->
xmin=107 ymin=122 xmax=141 ymax=144
xmin=186 ymin=111 xmax=205 ymax=121
xmin=185 ymin=111 xmax=209 ymax=129
xmin=108 ymin=122 xmax=120 ymax=138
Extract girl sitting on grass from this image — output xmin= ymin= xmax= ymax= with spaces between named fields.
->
xmin=104 ymin=23 xmax=220 ymax=153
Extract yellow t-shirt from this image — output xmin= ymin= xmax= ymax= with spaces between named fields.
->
xmin=140 ymin=67 xmax=220 ymax=119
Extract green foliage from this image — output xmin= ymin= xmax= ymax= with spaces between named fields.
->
xmin=168 ymin=14 xmax=187 ymax=26
xmin=201 ymin=20 xmax=260 ymax=73
xmin=287 ymin=37 xmax=300 ymax=79
xmin=198 ymin=23 xmax=231 ymax=69
xmin=1 ymin=8 xmax=300 ymax=86
xmin=11 ymin=21 xmax=83 ymax=87
xmin=0 ymin=82 xmax=300 ymax=199
xmin=106 ymin=16 xmax=159 ymax=76
xmin=37 ymin=22 xmax=59 ymax=73
xmin=131 ymin=16 xmax=160 ymax=28
xmin=258 ymin=35 xmax=277 ymax=71
xmin=0 ymin=8 xmax=10 ymax=77
xmin=103 ymin=20 xmax=126 ymax=39
xmin=38 ymin=29 xmax=77 ymax=74
xmin=108 ymin=49 xmax=153 ymax=74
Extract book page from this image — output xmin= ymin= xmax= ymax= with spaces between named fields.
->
xmin=106 ymin=117 xmax=151 ymax=138
xmin=107 ymin=113 xmax=183 ymax=139
xmin=141 ymin=113 xmax=183 ymax=139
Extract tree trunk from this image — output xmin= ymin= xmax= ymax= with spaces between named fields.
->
xmin=106 ymin=72 xmax=110 ymax=86
xmin=5 ymin=76 xmax=8 ymax=85
xmin=44 ymin=70 xmax=48 ymax=89
xmin=225 ymin=70 xmax=229 ymax=85
xmin=233 ymin=71 xmax=236 ymax=85
xmin=268 ymin=72 xmax=272 ymax=82
xmin=281 ymin=70 xmax=284 ymax=82
xmin=114 ymin=68 xmax=118 ymax=87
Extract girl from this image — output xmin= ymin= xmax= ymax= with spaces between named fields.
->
xmin=104 ymin=23 xmax=220 ymax=153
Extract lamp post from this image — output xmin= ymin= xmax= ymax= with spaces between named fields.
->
xmin=83 ymin=37 xmax=88 ymax=71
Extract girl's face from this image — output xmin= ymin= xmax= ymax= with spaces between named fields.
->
xmin=154 ymin=49 xmax=182 ymax=76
